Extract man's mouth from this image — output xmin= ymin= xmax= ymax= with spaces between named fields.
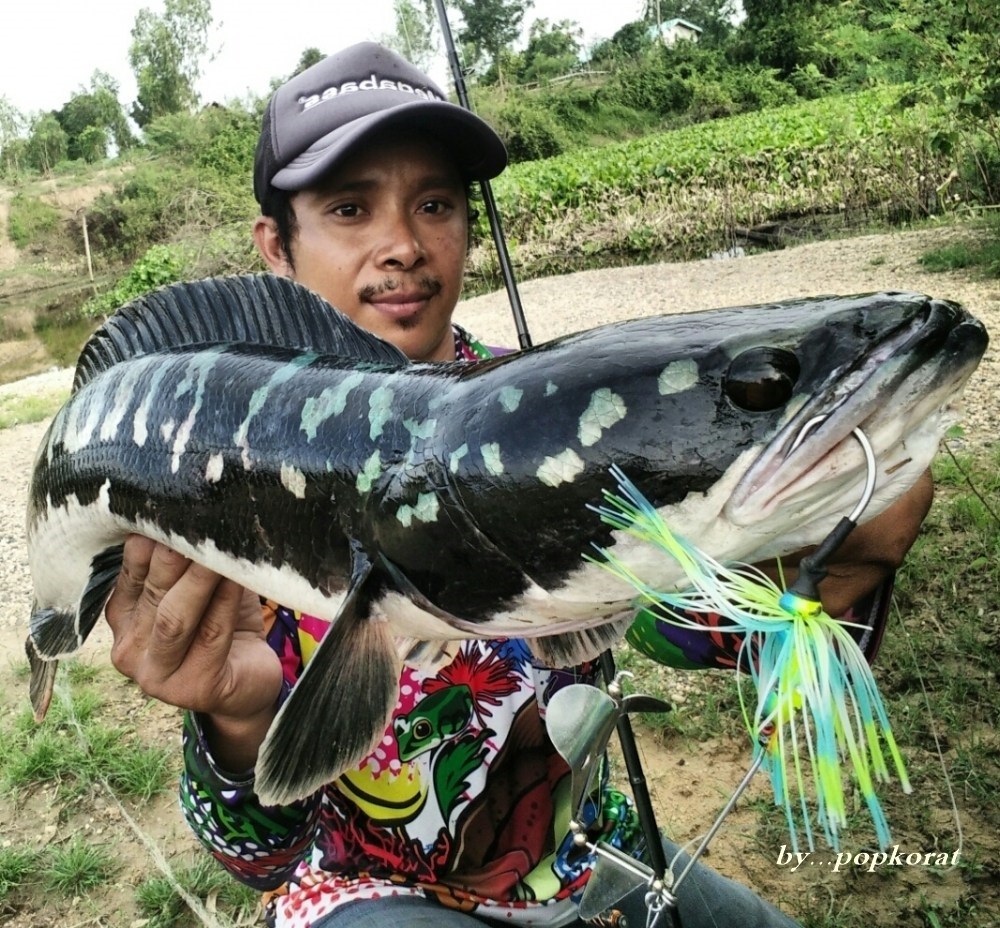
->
xmin=361 ymin=278 xmax=442 ymax=319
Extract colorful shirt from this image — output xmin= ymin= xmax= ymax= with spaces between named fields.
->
xmin=182 ymin=617 xmax=641 ymax=927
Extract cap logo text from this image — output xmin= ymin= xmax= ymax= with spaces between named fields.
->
xmin=298 ymin=75 xmax=444 ymax=111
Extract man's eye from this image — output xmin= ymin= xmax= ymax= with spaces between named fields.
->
xmin=420 ymin=199 xmax=451 ymax=215
xmin=330 ymin=204 xmax=360 ymax=217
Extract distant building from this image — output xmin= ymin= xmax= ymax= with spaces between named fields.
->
xmin=649 ymin=18 xmax=704 ymax=45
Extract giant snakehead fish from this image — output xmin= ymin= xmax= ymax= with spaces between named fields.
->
xmin=23 ymin=274 xmax=988 ymax=804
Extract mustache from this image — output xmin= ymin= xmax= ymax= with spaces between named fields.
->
xmin=358 ymin=276 xmax=443 ymax=301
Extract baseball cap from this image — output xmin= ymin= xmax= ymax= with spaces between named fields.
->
xmin=254 ymin=42 xmax=508 ymax=204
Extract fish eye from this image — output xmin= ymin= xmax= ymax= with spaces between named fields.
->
xmin=724 ymin=347 xmax=800 ymax=412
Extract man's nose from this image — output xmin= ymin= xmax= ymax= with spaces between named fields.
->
xmin=375 ymin=214 xmax=426 ymax=270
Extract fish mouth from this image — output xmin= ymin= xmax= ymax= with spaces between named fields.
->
xmin=727 ymin=299 xmax=987 ymax=531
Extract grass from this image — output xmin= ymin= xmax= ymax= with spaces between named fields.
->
xmin=44 ymin=836 xmax=118 ymax=896
xmin=0 ymin=846 xmax=40 ymax=900
xmin=0 ymin=390 xmax=67 ymax=429
xmin=918 ymin=217 xmax=1000 ymax=276
xmin=0 ymin=673 xmax=174 ymax=802
xmin=134 ymin=855 xmax=261 ymax=928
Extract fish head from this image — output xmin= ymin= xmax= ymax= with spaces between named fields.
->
xmin=621 ymin=291 xmax=987 ymax=569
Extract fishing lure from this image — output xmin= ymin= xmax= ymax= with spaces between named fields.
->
xmin=589 ymin=461 xmax=912 ymax=853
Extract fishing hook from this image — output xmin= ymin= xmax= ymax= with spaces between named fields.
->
xmin=782 ymin=416 xmax=877 ymax=607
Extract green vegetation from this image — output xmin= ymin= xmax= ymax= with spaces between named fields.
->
xmin=0 ymin=669 xmax=173 ymax=800
xmin=6 ymin=193 xmax=61 ymax=249
xmin=135 ymin=855 xmax=261 ymax=928
xmin=44 ymin=837 xmax=119 ymax=896
xmin=1 ymin=0 xmax=999 ymax=329
xmin=0 ymin=390 xmax=68 ymax=430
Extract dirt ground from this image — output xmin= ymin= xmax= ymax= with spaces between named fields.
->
xmin=1 ymin=224 xmax=998 ymax=927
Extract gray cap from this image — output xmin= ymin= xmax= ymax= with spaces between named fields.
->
xmin=254 ymin=42 xmax=508 ymax=203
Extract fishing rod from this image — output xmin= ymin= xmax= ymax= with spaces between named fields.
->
xmin=431 ymin=0 xmax=532 ymax=351
xmin=430 ymin=0 xmax=671 ymax=891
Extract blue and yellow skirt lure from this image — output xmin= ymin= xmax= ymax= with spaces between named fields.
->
xmin=590 ymin=465 xmax=911 ymax=853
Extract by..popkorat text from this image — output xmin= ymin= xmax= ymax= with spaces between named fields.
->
xmin=776 ymin=845 xmax=961 ymax=873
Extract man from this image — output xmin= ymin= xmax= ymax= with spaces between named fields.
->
xmin=105 ymin=42 xmax=931 ymax=928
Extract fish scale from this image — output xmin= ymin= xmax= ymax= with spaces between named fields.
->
xmin=23 ymin=274 xmax=988 ymax=805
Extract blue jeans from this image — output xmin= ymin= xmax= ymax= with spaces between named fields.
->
xmin=312 ymin=835 xmax=801 ymax=928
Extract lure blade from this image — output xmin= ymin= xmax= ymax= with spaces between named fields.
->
xmin=589 ymin=464 xmax=911 ymax=852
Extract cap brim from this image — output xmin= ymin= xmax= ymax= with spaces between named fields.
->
xmin=270 ymin=101 xmax=507 ymax=191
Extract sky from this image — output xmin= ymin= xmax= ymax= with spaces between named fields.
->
xmin=2 ymin=0 xmax=647 ymax=120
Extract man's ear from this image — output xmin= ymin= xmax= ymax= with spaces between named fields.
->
xmin=254 ymin=216 xmax=293 ymax=276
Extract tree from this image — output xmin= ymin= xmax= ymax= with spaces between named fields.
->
xmin=518 ymin=18 xmax=583 ymax=84
xmin=453 ymin=0 xmax=533 ymax=84
xmin=57 ymin=71 xmax=135 ymax=161
xmin=382 ymin=0 xmax=437 ymax=71
xmin=129 ymin=0 xmax=214 ymax=128
xmin=26 ymin=113 xmax=69 ymax=173
xmin=735 ymin=0 xmax=832 ymax=76
xmin=293 ymin=48 xmax=325 ymax=76
xmin=0 ymin=96 xmax=26 ymax=175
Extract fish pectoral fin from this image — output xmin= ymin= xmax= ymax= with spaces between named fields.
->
xmin=255 ymin=548 xmax=399 ymax=807
xmin=530 ymin=616 xmax=635 ymax=667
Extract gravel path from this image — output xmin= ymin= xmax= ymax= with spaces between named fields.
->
xmin=1 ymin=225 xmax=997 ymax=640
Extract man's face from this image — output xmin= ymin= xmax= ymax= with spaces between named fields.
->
xmin=273 ymin=135 xmax=469 ymax=362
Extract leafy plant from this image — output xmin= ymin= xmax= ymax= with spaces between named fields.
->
xmin=82 ymin=243 xmax=187 ymax=319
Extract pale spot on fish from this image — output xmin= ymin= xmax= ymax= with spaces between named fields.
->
xmin=499 ymin=386 xmax=523 ymax=412
xmin=300 ymin=372 xmax=365 ymax=441
xmin=579 ymin=388 xmax=626 ymax=447
xmin=234 ymin=353 xmax=316 ymax=469
xmin=537 ymin=449 xmax=586 ymax=487
xmin=396 ymin=492 xmax=440 ymax=527
xmin=281 ymin=463 xmax=307 ymax=499
xmin=449 ymin=443 xmax=469 ymax=473
xmin=160 ymin=419 xmax=176 ymax=443
xmin=545 ymin=381 xmax=558 ymax=396
xmin=61 ymin=393 xmax=103 ymax=454
xmin=171 ymin=349 xmax=227 ymax=473
xmin=132 ymin=363 xmax=170 ymax=448
xmin=369 ymin=386 xmax=394 ymax=440
xmin=658 ymin=359 xmax=699 ymax=395
xmin=99 ymin=364 xmax=146 ymax=442
xmin=205 ymin=452 xmax=224 ymax=483
xmin=481 ymin=442 xmax=503 ymax=475
xmin=357 ymin=451 xmax=381 ymax=493
xmin=404 ymin=418 xmax=436 ymax=441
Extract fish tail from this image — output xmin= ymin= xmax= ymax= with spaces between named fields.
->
xmin=25 ymin=636 xmax=58 ymax=722
xmin=255 ymin=611 xmax=400 ymax=807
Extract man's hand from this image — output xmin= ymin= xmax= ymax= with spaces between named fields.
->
xmin=105 ymin=534 xmax=284 ymax=771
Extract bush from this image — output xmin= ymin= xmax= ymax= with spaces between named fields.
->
xmin=7 ymin=194 xmax=62 ymax=249
xmin=81 ymin=244 xmax=188 ymax=319
xmin=490 ymin=99 xmax=570 ymax=163
xmin=85 ymin=161 xmax=203 ymax=260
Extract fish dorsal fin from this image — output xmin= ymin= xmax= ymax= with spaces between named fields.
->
xmin=74 ymin=274 xmax=410 ymax=390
